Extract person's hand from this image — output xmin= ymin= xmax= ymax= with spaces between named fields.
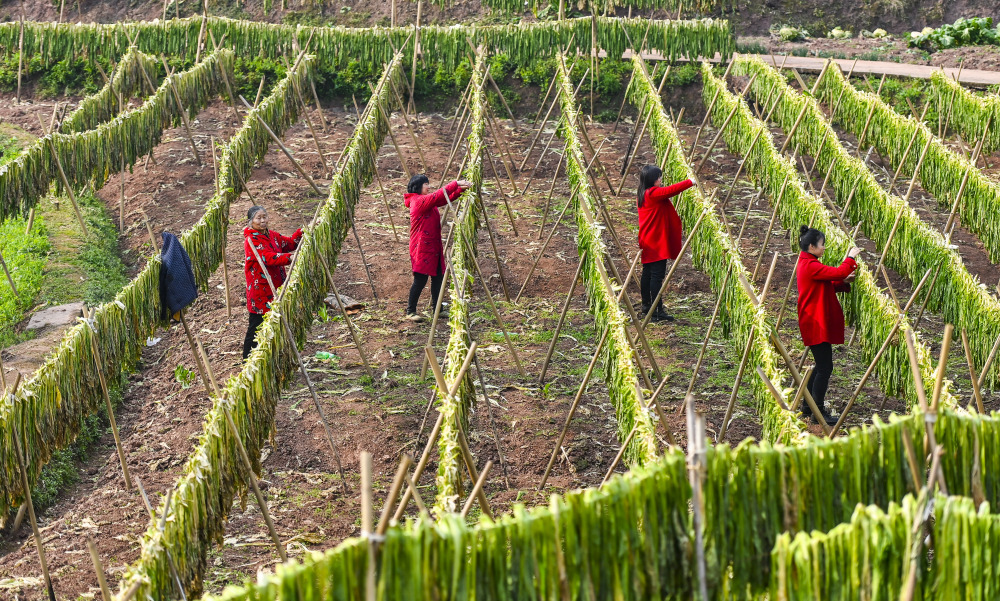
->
xmin=457 ymin=179 xmax=473 ymax=188
xmin=846 ymin=247 xmax=861 ymax=259
xmin=843 ymin=272 xmax=856 ymax=283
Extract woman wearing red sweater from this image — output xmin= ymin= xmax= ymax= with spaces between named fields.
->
xmin=636 ymin=165 xmax=694 ymax=322
xmin=796 ymin=226 xmax=860 ymax=425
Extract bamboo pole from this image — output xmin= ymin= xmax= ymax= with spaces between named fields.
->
xmin=238 ymin=95 xmax=323 ymax=195
xmin=695 ymin=74 xmax=758 ymax=176
xmin=469 ymin=252 xmax=525 ymax=376
xmin=751 ymin=181 xmax=789 ymax=281
xmin=472 ymin=354 xmax=511 ymax=489
xmin=393 ymin=413 xmax=442 ymax=521
xmin=87 ymin=536 xmax=113 ymax=601
xmin=756 ymin=367 xmax=791 ymax=411
xmin=24 ymin=208 xmax=35 ymax=235
xmin=689 ymin=59 xmax=736 ymax=160
xmin=460 ymin=461 xmax=493 ymax=519
xmin=718 ymin=324 xmax=757 ymax=441
xmin=538 ymin=326 xmax=610 ymax=491
xmin=914 ymin=260 xmax=945 ymax=327
xmin=0 ymin=248 xmax=19 ymax=299
xmin=687 ymin=397 xmax=709 ymax=601
xmin=616 ymin=107 xmax=655 ymax=196
xmin=767 ymin=328 xmax=831 ymax=434
xmin=158 ymin=57 xmax=202 ymax=166
xmin=82 ymin=307 xmax=133 ymax=490
xmin=13 ymin=427 xmax=56 ymax=601
xmin=961 ymin=329 xmax=986 ymax=414
xmin=942 ymin=166 xmax=972 ymax=236
xmin=246 ymin=243 xmax=350 ymax=491
xmin=309 ymin=78 xmax=328 ymax=133
xmin=516 ymin=188 xmax=577 ymax=301
xmin=133 ymin=476 xmax=186 ymax=599
xmin=683 ymin=270 xmax=732 ymax=403
xmin=291 ymin=77 xmax=330 ymax=177
xmin=386 ymin=79 xmax=428 ymax=173
xmin=16 ymin=14 xmax=23 ymax=104
xmin=539 ymin=254 xmax=585 ymax=384
xmin=887 ymin=103 xmax=931 ymax=196
xmin=360 ymin=452 xmax=375 ymax=601
xmin=777 ymin=101 xmax=811 ymax=154
xmin=376 ymin=455 xmax=413 ymax=534
xmin=408 ymin=1 xmax=422 ymax=116
xmin=37 ymin=117 xmax=89 ymax=237
xmin=931 ymin=324 xmax=954 ymax=412
xmin=254 ymin=75 xmax=267 ymax=107
xmin=600 ymin=424 xmax=639 ymax=486
xmin=316 ymin=251 xmax=374 ymax=380
xmin=872 ymin=138 xmax=932 ymax=279
xmin=537 ymin=151 xmax=566 ymax=239
xmin=976 ymin=331 xmax=1000 ymax=392
xmin=719 ymin=129 xmax=765 ymax=210
xmin=640 ymin=208 xmax=710 ymax=330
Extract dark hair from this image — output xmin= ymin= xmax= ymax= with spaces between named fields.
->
xmin=637 ymin=164 xmax=662 ymax=208
xmin=247 ymin=205 xmax=265 ymax=221
xmin=407 ymin=174 xmax=430 ymax=194
xmin=799 ymin=225 xmax=825 ymax=252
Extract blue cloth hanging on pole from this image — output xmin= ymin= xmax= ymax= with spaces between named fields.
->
xmin=158 ymin=231 xmax=198 ymax=321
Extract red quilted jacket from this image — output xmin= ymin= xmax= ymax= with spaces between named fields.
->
xmin=404 ymin=181 xmax=465 ymax=276
xmin=244 ymin=226 xmax=302 ymax=314
xmin=796 ymin=251 xmax=856 ymax=346
xmin=638 ymin=179 xmax=693 ymax=263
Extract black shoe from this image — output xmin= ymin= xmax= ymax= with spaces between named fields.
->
xmin=651 ymin=307 xmax=674 ymax=323
xmin=640 ymin=304 xmax=651 ymax=318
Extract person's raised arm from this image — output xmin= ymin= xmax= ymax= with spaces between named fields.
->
xmin=646 ymin=178 xmax=694 ymax=204
xmin=805 ymin=255 xmax=857 ymax=282
xmin=246 ymin=234 xmax=292 ymax=267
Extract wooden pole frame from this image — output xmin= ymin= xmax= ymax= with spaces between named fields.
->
xmin=316 ymin=251 xmax=374 ymax=380
xmin=13 ymin=425 xmax=56 ymax=601
xmin=639 ymin=208 xmax=710 ymax=330
xmin=538 ymin=254 xmax=585 ymax=384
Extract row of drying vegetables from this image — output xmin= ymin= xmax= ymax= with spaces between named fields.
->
xmin=433 ymin=49 xmax=486 ymax=516
xmin=554 ymin=53 xmax=660 ymax=465
xmin=0 ymin=48 xmax=231 ymax=223
xmin=199 ymin=407 xmax=998 ymax=600
xmin=0 ymin=16 xmax=734 ymax=73
xmin=116 ymin=54 xmax=400 ymax=599
xmin=929 ymin=69 xmax=1000 ymax=154
xmin=0 ymin=49 xmax=244 ymax=520
xmin=734 ymin=56 xmax=1000 ymax=392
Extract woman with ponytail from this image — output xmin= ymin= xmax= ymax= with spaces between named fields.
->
xmin=636 ymin=164 xmax=694 ymax=322
xmin=796 ymin=226 xmax=860 ymax=425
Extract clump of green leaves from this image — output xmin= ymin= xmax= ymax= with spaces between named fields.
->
xmin=908 ymin=17 xmax=1000 ymax=51
xmin=174 ymin=364 xmax=197 ymax=388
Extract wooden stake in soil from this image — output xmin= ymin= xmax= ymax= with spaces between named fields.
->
xmin=238 ymin=95 xmax=324 ymax=195
xmin=469 ymin=251 xmax=525 ymax=376
xmin=13 ymin=426 xmax=56 ymax=601
xmin=460 ymin=461 xmax=493 ymax=519
xmin=538 ymin=326 xmax=611 ymax=491
xmin=472 ymin=353 xmax=511 ymax=489
xmin=961 ymin=329 xmax=986 ymax=414
xmin=688 ymin=58 xmax=736 ymax=161
xmin=159 ymin=57 xmax=202 ymax=166
xmin=539 ymin=254 xmax=585 ymax=384
xmin=133 ymin=476 xmax=186 ymax=600
xmin=695 ymin=73 xmax=758 ymax=176
xmin=394 ymin=413 xmax=443 ymax=521
xmin=683 ymin=271 xmax=732 ymax=404
xmin=0 ymin=248 xmax=19 ymax=299
xmin=718 ymin=325 xmax=756 ymax=441
xmin=37 ymin=115 xmax=89 ymax=237
xmin=376 ymin=455 xmax=414 ymax=534
xmin=872 ymin=138 xmax=933 ymax=279
xmin=82 ymin=306 xmax=133 ymax=490
xmin=687 ymin=398 xmax=710 ymax=601
xmin=15 ymin=14 xmax=23 ymax=104
xmin=316 ymin=251 xmax=374 ymax=380
xmin=537 ymin=151 xmax=566 ymax=239
xmin=87 ymin=536 xmax=113 ymax=601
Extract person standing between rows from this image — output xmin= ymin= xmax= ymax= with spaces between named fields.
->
xmin=243 ymin=205 xmax=302 ymax=359
xmin=403 ymin=174 xmax=471 ymax=322
xmin=796 ymin=225 xmax=860 ymax=426
xmin=636 ymin=164 xmax=694 ymax=322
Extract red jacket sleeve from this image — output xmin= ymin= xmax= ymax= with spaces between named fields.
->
xmin=805 ymin=257 xmax=857 ymax=282
xmin=444 ymin=180 xmax=465 ymax=201
xmin=246 ymin=235 xmax=291 ymax=267
xmin=647 ymin=179 xmax=694 ymax=205
xmin=275 ymin=229 xmax=301 ymax=252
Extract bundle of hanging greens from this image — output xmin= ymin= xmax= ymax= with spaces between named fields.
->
xmin=0 ymin=49 xmax=238 ymax=523
xmin=930 ymin=70 xmax=1000 ymax=154
xmin=0 ymin=49 xmax=232 ymax=223
xmin=627 ymin=56 xmax=805 ymax=445
xmin=932 ymin=494 xmax=1000 ymax=598
xmin=554 ymin=54 xmax=659 ymax=467
xmin=769 ymin=494 xmax=917 ymax=600
xmin=815 ymin=64 xmax=1000 ymax=266
xmin=117 ymin=53 xmax=394 ymax=601
xmin=59 ymin=47 xmax=163 ymax=134
xmin=733 ymin=56 xmax=1000 ymax=391
xmin=701 ymin=63 xmax=952 ymax=411
xmin=434 ymin=50 xmax=486 ymax=517
xmin=0 ymin=16 xmax=733 ymax=75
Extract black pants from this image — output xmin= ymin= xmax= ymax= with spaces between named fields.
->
xmin=806 ymin=342 xmax=834 ymax=411
xmin=408 ymin=272 xmax=443 ymax=314
xmin=242 ymin=312 xmax=265 ymax=360
xmin=640 ymin=259 xmax=668 ymax=311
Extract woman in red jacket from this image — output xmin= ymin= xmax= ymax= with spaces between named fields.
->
xmin=637 ymin=165 xmax=694 ymax=322
xmin=243 ymin=205 xmax=302 ymax=359
xmin=403 ymin=174 xmax=471 ymax=322
xmin=796 ymin=226 xmax=860 ymax=425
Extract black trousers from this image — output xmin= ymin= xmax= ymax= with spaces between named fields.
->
xmin=242 ymin=312 xmax=266 ymax=360
xmin=408 ymin=272 xmax=443 ymax=314
xmin=640 ymin=259 xmax=668 ymax=311
xmin=806 ymin=342 xmax=834 ymax=411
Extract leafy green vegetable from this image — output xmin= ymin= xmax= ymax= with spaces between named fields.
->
xmin=908 ymin=17 xmax=1000 ymax=51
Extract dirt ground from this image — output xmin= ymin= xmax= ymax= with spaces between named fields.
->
xmin=1 ymin=60 xmax=999 ymax=599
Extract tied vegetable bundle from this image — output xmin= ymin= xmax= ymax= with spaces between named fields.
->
xmin=627 ymin=56 xmax=805 ymax=445
xmin=815 ymin=64 xmax=1000 ymax=267
xmin=930 ymin=70 xmax=1000 ymax=154
xmin=434 ymin=49 xmax=486 ymax=516
xmin=734 ymin=56 xmax=1000 ymax=391
xmin=700 ymin=63 xmax=953 ymax=411
xmin=0 ymin=49 xmax=237 ymax=522
xmin=119 ymin=53 xmax=396 ymax=600
xmin=554 ymin=53 xmax=658 ymax=467
xmin=0 ymin=16 xmax=733 ymax=75
xmin=60 ymin=47 xmax=163 ymax=134
xmin=0 ymin=49 xmax=233 ymax=223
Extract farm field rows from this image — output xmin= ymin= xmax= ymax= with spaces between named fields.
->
xmin=0 ymin=13 xmax=997 ymax=600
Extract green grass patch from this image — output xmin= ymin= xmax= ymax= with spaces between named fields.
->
xmin=0 ymin=216 xmax=51 ymax=347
